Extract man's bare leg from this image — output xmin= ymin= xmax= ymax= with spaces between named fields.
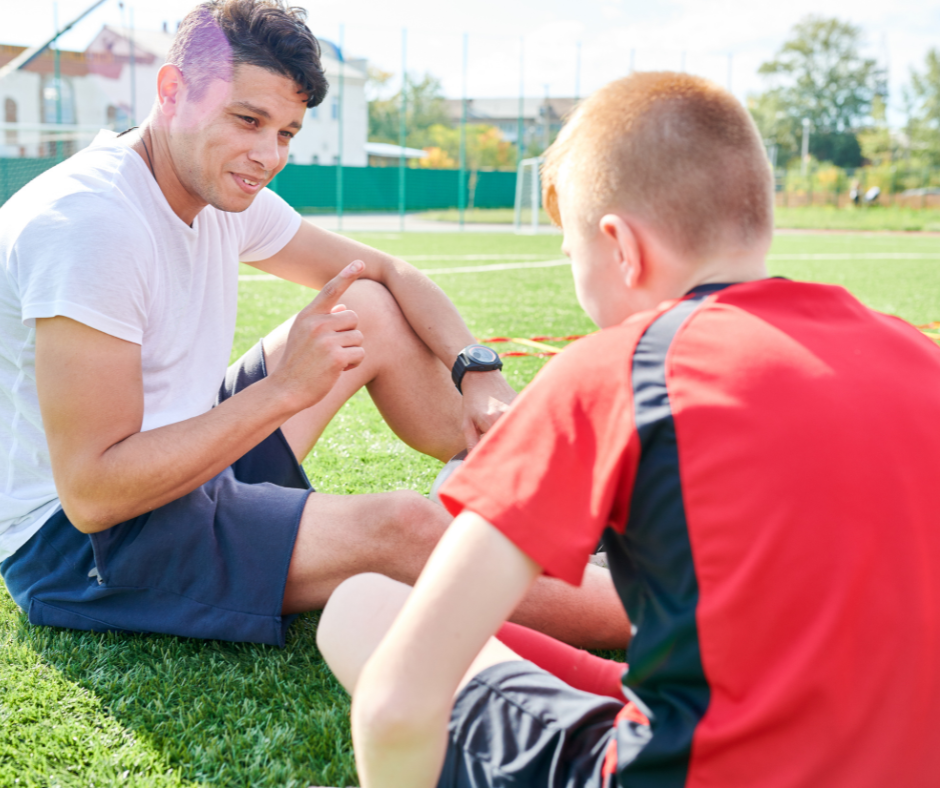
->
xmin=262 ymin=279 xmax=466 ymax=463
xmin=264 ymin=280 xmax=631 ymax=648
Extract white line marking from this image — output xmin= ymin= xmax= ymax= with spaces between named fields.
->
xmin=404 ymin=254 xmax=551 ymax=261
xmin=420 ymin=259 xmax=570 ymax=275
xmin=767 ymin=253 xmax=940 ymax=261
xmin=237 ymin=253 xmax=940 ymax=283
xmin=237 ymin=258 xmax=571 ymax=282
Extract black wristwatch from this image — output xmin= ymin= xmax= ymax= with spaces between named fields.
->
xmin=451 ymin=344 xmax=503 ymax=393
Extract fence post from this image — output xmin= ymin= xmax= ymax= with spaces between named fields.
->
xmin=336 ymin=24 xmax=345 ymax=231
xmin=398 ymin=28 xmax=407 ymax=232
xmin=458 ymin=33 xmax=468 ymax=230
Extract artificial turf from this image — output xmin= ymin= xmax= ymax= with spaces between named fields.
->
xmin=2 ymin=229 xmax=939 ymax=787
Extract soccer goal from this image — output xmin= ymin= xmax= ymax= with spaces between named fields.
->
xmin=514 ymin=156 xmax=544 ymax=234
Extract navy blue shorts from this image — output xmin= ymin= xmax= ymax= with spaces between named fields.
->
xmin=438 ymin=660 xmax=622 ymax=788
xmin=0 ymin=341 xmax=313 ymax=646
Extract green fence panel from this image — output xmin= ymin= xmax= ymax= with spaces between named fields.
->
xmin=274 ymin=164 xmax=514 ymax=213
xmin=473 ymin=171 xmax=516 ymax=209
xmin=0 ymin=158 xmax=61 ymax=207
xmin=2 ymin=159 xmax=518 ymax=213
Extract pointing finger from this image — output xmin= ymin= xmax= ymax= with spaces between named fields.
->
xmin=308 ymin=261 xmax=364 ymax=315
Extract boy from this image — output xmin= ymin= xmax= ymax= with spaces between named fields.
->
xmin=316 ymin=72 xmax=940 ymax=787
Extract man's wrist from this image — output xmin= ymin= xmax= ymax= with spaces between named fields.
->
xmin=451 ymin=344 xmax=503 ymax=393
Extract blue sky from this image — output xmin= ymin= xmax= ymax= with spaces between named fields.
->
xmin=3 ymin=0 xmax=938 ymax=125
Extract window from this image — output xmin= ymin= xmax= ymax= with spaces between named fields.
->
xmin=309 ymin=105 xmax=318 ymax=120
xmin=41 ymin=76 xmax=76 ymax=124
xmin=331 ymin=98 xmax=338 ymax=120
xmin=4 ymin=97 xmax=16 ymax=144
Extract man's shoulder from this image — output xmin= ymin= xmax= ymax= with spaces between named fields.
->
xmin=1 ymin=146 xmax=148 ymax=251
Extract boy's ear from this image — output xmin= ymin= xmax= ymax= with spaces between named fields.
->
xmin=598 ymin=214 xmax=643 ymax=288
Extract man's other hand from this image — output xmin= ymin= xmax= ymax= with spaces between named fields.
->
xmin=459 ymin=371 xmax=517 ymax=449
xmin=270 ymin=260 xmax=367 ymax=411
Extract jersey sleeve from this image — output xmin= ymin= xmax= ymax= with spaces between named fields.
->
xmin=238 ymin=187 xmax=303 ymax=263
xmin=12 ymin=194 xmax=151 ymax=344
xmin=439 ymin=329 xmax=642 ymax=585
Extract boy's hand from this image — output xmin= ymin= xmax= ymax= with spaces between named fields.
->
xmin=460 ymin=371 xmax=517 ymax=449
xmin=270 ymin=260 xmax=366 ymax=412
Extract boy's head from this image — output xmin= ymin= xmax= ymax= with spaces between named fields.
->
xmin=543 ymin=72 xmax=773 ymax=326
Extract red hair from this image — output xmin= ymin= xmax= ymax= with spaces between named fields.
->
xmin=542 ymin=72 xmax=773 ymax=257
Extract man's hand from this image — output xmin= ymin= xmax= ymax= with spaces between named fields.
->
xmin=459 ymin=370 xmax=517 ymax=449
xmin=268 ymin=260 xmax=366 ymax=411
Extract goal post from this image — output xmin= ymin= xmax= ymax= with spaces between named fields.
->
xmin=514 ymin=156 xmax=544 ymax=234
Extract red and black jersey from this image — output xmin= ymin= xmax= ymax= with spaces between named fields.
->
xmin=440 ymin=279 xmax=940 ymax=787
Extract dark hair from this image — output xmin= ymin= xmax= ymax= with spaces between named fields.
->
xmin=166 ymin=0 xmax=328 ymax=108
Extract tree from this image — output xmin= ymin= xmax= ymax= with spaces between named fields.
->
xmin=857 ymin=94 xmax=894 ymax=165
xmin=368 ymin=72 xmax=452 ymax=150
xmin=750 ymin=16 xmax=884 ymax=166
xmin=417 ymin=124 xmax=515 ymax=171
xmin=906 ymin=48 xmax=940 ymax=166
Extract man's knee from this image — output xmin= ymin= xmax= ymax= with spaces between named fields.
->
xmin=345 ymin=279 xmax=406 ymax=328
xmin=377 ymin=489 xmax=450 ymax=549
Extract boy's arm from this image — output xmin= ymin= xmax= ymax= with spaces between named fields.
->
xmin=248 ymin=219 xmax=517 ymax=444
xmin=351 ymin=510 xmax=541 ymax=788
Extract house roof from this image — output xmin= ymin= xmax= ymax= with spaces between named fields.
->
xmin=87 ymin=25 xmax=173 ymax=60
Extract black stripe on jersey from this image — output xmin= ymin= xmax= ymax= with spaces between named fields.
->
xmin=604 ymin=283 xmax=730 ymax=786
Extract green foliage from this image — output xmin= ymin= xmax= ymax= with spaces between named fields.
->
xmin=857 ymin=94 xmax=895 ymax=165
xmin=751 ymin=15 xmax=884 ymax=165
xmin=420 ymin=124 xmax=516 ymax=171
xmin=906 ymin=48 xmax=940 ymax=166
xmin=4 ymin=231 xmax=940 ymax=785
xmin=368 ymin=72 xmax=452 ymax=151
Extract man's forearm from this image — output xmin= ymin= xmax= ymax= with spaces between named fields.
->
xmin=60 ymin=376 xmax=298 ymax=532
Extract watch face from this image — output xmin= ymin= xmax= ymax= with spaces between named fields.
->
xmin=467 ymin=345 xmax=499 ymax=364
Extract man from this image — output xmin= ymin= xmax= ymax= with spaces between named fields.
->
xmin=0 ymin=0 xmax=628 ymax=649
xmin=318 ymin=72 xmax=940 ymax=787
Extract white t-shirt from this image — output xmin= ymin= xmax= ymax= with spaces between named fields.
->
xmin=0 ymin=130 xmax=301 ymax=560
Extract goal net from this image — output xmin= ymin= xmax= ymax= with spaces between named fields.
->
xmin=514 ymin=156 xmax=544 ymax=234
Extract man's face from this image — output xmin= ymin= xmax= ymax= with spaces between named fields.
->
xmin=168 ymin=64 xmax=307 ymax=213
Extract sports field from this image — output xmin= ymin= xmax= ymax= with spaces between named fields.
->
xmin=2 ymin=229 xmax=940 ymax=787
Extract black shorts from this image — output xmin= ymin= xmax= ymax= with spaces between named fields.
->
xmin=439 ymin=660 xmax=623 ymax=788
xmin=0 ymin=341 xmax=313 ymax=646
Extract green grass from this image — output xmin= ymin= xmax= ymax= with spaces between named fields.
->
xmin=4 ymin=230 xmax=940 ymax=786
xmin=774 ymin=205 xmax=940 ymax=232
xmin=417 ymin=205 xmax=940 ymax=232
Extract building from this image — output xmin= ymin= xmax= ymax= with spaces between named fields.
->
xmin=0 ymin=28 xmax=369 ymax=166
xmin=443 ymin=96 xmax=579 ymax=153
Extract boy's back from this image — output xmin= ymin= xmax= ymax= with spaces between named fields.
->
xmin=443 ymin=277 xmax=940 ymax=785
xmin=318 ymin=71 xmax=940 ymax=788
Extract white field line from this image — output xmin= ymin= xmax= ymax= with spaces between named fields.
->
xmin=403 ymin=254 xmax=550 ymax=261
xmin=238 ymin=252 xmax=940 ymax=282
xmin=238 ymin=258 xmax=570 ymax=282
xmin=767 ymin=253 xmax=940 ymax=261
